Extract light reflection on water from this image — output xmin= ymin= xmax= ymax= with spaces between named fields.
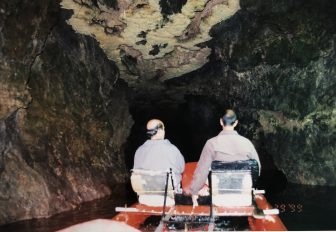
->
xmin=1 ymin=183 xmax=336 ymax=231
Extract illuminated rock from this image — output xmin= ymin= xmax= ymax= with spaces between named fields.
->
xmin=61 ymin=0 xmax=240 ymax=84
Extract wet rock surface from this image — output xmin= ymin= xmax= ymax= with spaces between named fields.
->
xmin=165 ymin=0 xmax=336 ymax=186
xmin=127 ymin=0 xmax=336 ymax=186
xmin=0 ymin=0 xmax=132 ymax=224
xmin=0 ymin=0 xmax=336 ymax=226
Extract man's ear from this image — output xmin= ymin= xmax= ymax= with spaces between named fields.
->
xmin=233 ymin=120 xmax=238 ymax=127
xmin=220 ymin=118 xmax=224 ymax=126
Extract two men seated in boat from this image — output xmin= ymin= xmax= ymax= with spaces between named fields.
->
xmin=131 ymin=110 xmax=261 ymax=206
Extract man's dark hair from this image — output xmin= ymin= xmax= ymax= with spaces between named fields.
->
xmin=222 ymin=109 xmax=237 ymax=126
xmin=146 ymin=123 xmax=164 ymax=138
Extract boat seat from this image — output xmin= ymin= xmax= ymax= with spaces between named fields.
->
xmin=210 ymin=160 xmax=258 ymax=207
xmin=131 ymin=169 xmax=175 ymax=207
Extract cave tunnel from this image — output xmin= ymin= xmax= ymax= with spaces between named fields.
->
xmin=125 ymin=95 xmax=223 ymax=167
xmin=1 ymin=0 xmax=336 ymax=231
xmin=125 ymin=92 xmax=288 ymax=193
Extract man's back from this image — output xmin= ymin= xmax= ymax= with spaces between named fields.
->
xmin=133 ymin=139 xmax=185 ymax=186
xmin=187 ymin=109 xmax=261 ymax=195
xmin=209 ymin=130 xmax=260 ymax=167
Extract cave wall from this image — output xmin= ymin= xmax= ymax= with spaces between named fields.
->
xmin=0 ymin=0 xmax=132 ymax=224
xmin=166 ymin=0 xmax=336 ymax=185
xmin=1 ymin=0 xmax=336 ymax=226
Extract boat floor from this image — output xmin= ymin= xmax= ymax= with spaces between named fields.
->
xmin=116 ymin=203 xmax=255 ymax=217
xmin=113 ymin=194 xmax=286 ymax=231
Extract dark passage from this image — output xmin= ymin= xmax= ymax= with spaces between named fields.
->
xmin=125 ymin=95 xmax=222 ymax=168
xmin=125 ymin=94 xmax=288 ymax=194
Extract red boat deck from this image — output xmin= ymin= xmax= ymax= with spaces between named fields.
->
xmin=113 ymin=162 xmax=287 ymax=231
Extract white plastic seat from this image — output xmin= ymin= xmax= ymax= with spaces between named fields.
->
xmin=211 ymin=167 xmax=253 ymax=207
xmin=212 ymin=170 xmax=252 ymax=206
xmin=131 ymin=169 xmax=175 ymax=207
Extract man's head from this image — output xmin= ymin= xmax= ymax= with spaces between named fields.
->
xmin=146 ymin=119 xmax=165 ymax=140
xmin=220 ymin=109 xmax=238 ymax=130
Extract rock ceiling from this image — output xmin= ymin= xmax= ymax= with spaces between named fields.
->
xmin=61 ymin=0 xmax=240 ymax=85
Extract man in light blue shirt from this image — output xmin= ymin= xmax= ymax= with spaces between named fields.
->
xmin=133 ymin=119 xmax=185 ymax=187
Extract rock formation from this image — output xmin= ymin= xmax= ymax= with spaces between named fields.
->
xmin=0 ymin=0 xmax=335 ymax=225
xmin=0 ymin=0 xmax=132 ymax=224
xmin=165 ymin=0 xmax=336 ymax=186
xmin=61 ymin=0 xmax=240 ymax=84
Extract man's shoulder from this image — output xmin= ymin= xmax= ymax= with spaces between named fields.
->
xmin=144 ymin=139 xmax=177 ymax=149
xmin=162 ymin=140 xmax=184 ymax=154
xmin=163 ymin=140 xmax=179 ymax=149
xmin=234 ymin=134 xmax=255 ymax=149
xmin=216 ymin=131 xmax=253 ymax=143
xmin=134 ymin=143 xmax=145 ymax=153
xmin=135 ymin=140 xmax=152 ymax=150
xmin=207 ymin=136 xmax=217 ymax=143
xmin=237 ymin=134 xmax=252 ymax=142
xmin=204 ymin=136 xmax=218 ymax=148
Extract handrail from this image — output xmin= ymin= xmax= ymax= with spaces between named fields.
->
xmin=162 ymin=170 xmax=170 ymax=219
